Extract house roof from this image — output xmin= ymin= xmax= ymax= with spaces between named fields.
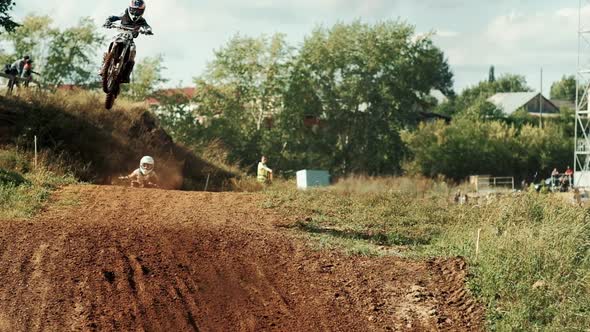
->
xmin=147 ymin=87 xmax=196 ymax=105
xmin=487 ymin=92 xmax=558 ymax=115
xmin=57 ymin=84 xmax=82 ymax=91
xmin=550 ymin=99 xmax=575 ymax=111
xmin=430 ymin=89 xmax=448 ymax=104
xmin=160 ymin=87 xmax=196 ymax=98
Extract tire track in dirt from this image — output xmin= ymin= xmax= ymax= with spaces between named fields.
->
xmin=0 ymin=185 xmax=484 ymax=331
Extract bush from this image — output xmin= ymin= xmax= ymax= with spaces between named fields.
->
xmin=0 ymin=149 xmax=77 ymax=219
xmin=0 ymin=168 xmax=28 ymax=186
xmin=402 ymin=118 xmax=572 ymax=181
xmin=0 ymin=149 xmax=30 ymax=173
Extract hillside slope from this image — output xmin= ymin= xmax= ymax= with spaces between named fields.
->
xmin=0 ymin=92 xmax=233 ymax=190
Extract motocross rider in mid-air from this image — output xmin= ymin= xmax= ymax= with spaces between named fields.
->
xmin=100 ymin=0 xmax=153 ymax=83
xmin=120 ymin=156 xmax=159 ymax=188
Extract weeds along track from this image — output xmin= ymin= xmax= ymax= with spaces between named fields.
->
xmin=0 ymin=185 xmax=483 ymax=331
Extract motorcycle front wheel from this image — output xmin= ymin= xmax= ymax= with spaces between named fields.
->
xmin=105 ymin=92 xmax=116 ymax=110
xmin=101 ymin=50 xmax=116 ymax=94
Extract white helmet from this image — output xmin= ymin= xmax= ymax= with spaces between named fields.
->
xmin=139 ymin=156 xmax=155 ymax=175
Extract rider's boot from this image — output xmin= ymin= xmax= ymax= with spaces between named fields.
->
xmin=120 ymin=60 xmax=135 ymax=83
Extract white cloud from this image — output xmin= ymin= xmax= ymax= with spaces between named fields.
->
xmin=439 ymin=6 xmax=582 ymax=67
xmin=430 ymin=4 xmax=585 ymax=92
xmin=9 ymin=0 xmax=582 ymax=92
xmin=435 ymin=29 xmax=459 ymax=38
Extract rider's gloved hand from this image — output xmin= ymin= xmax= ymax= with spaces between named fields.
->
xmin=103 ymin=20 xmax=112 ymax=28
xmin=141 ymin=27 xmax=153 ymax=35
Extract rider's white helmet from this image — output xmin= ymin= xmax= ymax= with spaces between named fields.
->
xmin=139 ymin=156 xmax=155 ymax=175
xmin=129 ymin=0 xmax=146 ymax=21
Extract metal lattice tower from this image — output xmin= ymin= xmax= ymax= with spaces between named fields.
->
xmin=575 ymin=0 xmax=590 ymax=187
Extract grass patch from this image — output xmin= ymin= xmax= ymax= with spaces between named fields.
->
xmin=263 ymin=177 xmax=590 ymax=331
xmin=0 ymin=148 xmax=78 ymax=219
xmin=229 ymin=176 xmax=264 ymax=192
xmin=0 ymin=168 xmax=28 ymax=186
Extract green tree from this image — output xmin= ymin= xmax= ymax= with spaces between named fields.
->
xmin=461 ymin=96 xmax=504 ymax=120
xmin=439 ymin=74 xmax=532 ymax=117
xmin=403 ymin=118 xmax=572 ymax=180
xmin=0 ymin=0 xmax=18 ymax=33
xmin=550 ymin=75 xmax=576 ymax=102
xmin=458 ymin=74 xmax=531 ymax=109
xmin=3 ymin=15 xmax=57 ymax=70
xmin=155 ymin=90 xmax=199 ymax=144
xmin=202 ymin=33 xmax=292 ymax=131
xmin=43 ymin=17 xmax=105 ymax=86
xmin=189 ymin=33 xmax=293 ymax=169
xmin=279 ymin=21 xmax=453 ymax=175
xmin=517 ymin=123 xmax=572 ymax=174
xmin=123 ymin=55 xmax=167 ymax=101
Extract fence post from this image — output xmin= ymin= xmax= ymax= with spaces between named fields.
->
xmin=204 ymin=173 xmax=210 ymax=191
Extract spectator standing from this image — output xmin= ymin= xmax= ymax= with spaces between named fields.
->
xmin=5 ymin=55 xmax=30 ymax=91
xmin=257 ymin=156 xmax=273 ymax=184
xmin=551 ymin=168 xmax=559 ymax=188
xmin=565 ymin=166 xmax=573 ymax=186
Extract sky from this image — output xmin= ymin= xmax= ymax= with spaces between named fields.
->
xmin=11 ymin=0 xmax=590 ymax=95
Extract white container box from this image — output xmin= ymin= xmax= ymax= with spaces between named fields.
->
xmin=296 ymin=170 xmax=330 ymax=189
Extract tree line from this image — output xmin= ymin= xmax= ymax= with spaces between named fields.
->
xmin=0 ymin=12 xmax=576 ymax=180
xmin=154 ymin=23 xmax=575 ymax=181
xmin=0 ymin=13 xmax=164 ymax=98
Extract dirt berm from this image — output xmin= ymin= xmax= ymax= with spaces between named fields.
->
xmin=0 ymin=185 xmax=483 ymax=331
xmin=0 ymin=93 xmax=234 ymax=190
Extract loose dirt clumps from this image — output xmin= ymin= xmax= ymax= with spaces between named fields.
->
xmin=0 ymin=185 xmax=484 ymax=331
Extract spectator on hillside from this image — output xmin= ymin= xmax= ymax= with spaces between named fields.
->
xmin=461 ymin=193 xmax=468 ymax=205
xmin=453 ymin=191 xmax=460 ymax=204
xmin=9 ymin=55 xmax=30 ymax=78
xmin=4 ymin=55 xmax=30 ymax=89
xmin=257 ymin=156 xmax=273 ymax=184
xmin=453 ymin=191 xmax=468 ymax=205
xmin=22 ymin=59 xmax=37 ymax=87
xmin=551 ymin=168 xmax=559 ymax=188
xmin=565 ymin=166 xmax=573 ymax=185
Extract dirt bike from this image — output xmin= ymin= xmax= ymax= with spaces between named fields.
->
xmin=116 ymin=176 xmax=159 ymax=189
xmin=101 ymin=24 xmax=152 ymax=110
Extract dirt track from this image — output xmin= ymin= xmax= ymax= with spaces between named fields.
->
xmin=0 ymin=186 xmax=483 ymax=331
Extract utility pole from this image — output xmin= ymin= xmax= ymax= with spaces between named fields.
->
xmin=574 ymin=0 xmax=590 ymax=188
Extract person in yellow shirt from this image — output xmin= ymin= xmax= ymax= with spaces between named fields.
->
xmin=257 ymin=156 xmax=273 ymax=184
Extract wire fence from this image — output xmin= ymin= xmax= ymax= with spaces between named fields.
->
xmin=471 ymin=176 xmax=515 ymax=193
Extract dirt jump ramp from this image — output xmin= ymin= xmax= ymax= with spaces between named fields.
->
xmin=0 ymin=186 xmax=483 ymax=331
